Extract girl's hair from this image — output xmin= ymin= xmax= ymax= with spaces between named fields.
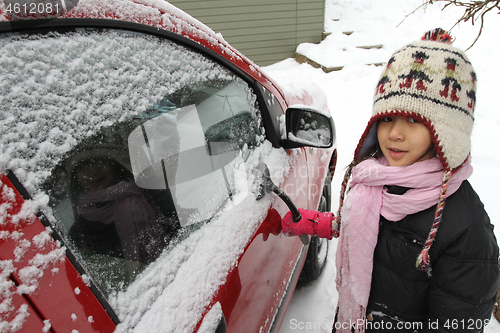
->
xmin=351 ymin=142 xmax=382 ymax=168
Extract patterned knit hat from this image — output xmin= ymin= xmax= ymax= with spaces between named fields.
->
xmin=357 ymin=28 xmax=476 ymax=171
xmin=335 ymin=29 xmax=477 ymax=275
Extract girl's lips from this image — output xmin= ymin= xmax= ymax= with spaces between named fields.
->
xmin=388 ymin=148 xmax=407 ymax=160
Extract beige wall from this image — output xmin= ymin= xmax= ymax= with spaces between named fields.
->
xmin=168 ymin=0 xmax=325 ymax=66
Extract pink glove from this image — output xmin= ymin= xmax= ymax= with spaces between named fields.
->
xmin=282 ymin=208 xmax=337 ymax=240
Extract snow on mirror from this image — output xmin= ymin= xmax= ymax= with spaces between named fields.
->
xmin=0 ymin=27 xmax=264 ymax=319
xmin=287 ymin=107 xmax=334 ymax=148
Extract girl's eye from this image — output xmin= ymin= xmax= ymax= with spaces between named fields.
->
xmin=408 ymin=118 xmax=419 ymax=123
xmin=381 ymin=116 xmax=392 ymax=122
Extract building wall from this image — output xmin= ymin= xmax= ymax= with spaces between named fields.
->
xmin=168 ymin=0 xmax=325 ymax=66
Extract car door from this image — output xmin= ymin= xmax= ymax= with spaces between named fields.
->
xmin=0 ymin=19 xmax=307 ymax=333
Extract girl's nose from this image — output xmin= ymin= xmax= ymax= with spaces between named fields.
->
xmin=388 ymin=118 xmax=405 ymax=141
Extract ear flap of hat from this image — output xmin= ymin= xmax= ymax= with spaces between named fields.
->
xmin=357 ymin=122 xmax=378 ymax=158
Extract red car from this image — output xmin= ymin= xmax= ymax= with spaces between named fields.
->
xmin=0 ymin=1 xmax=337 ymax=332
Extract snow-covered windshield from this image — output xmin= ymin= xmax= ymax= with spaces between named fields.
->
xmin=0 ymin=27 xmax=266 ymax=318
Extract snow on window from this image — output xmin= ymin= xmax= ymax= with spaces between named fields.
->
xmin=0 ymin=29 xmax=231 ymax=194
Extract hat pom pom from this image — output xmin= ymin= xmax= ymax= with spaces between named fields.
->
xmin=422 ymin=28 xmax=453 ymax=43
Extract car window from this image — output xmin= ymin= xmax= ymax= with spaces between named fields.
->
xmin=0 ymin=27 xmax=264 ymax=309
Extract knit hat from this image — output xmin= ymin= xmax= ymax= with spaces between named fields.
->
xmin=357 ymin=28 xmax=476 ymax=170
xmin=335 ymin=28 xmax=477 ymax=275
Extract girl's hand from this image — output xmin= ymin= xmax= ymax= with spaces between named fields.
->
xmin=282 ymin=209 xmax=336 ymax=240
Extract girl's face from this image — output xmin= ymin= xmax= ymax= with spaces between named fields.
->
xmin=377 ymin=115 xmax=435 ymax=166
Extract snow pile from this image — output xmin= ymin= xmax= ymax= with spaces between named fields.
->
xmin=296 ymin=32 xmax=391 ymax=70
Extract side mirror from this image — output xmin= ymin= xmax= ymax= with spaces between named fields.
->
xmin=282 ymin=106 xmax=335 ymax=149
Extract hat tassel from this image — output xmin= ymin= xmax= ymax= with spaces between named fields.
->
xmin=333 ymin=164 xmax=354 ymax=233
xmin=417 ymin=170 xmax=452 ymax=276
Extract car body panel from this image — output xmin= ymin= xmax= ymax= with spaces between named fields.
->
xmin=206 ymin=208 xmax=302 ymax=333
xmin=1 ymin=291 xmax=46 ymax=332
xmin=0 ymin=173 xmax=116 ymax=332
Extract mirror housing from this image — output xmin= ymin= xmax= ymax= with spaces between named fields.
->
xmin=282 ymin=106 xmax=335 ymax=149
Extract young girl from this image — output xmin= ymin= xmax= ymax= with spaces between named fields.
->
xmin=282 ymin=29 xmax=499 ymax=332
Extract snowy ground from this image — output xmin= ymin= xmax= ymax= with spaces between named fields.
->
xmin=263 ymin=1 xmax=500 ymax=332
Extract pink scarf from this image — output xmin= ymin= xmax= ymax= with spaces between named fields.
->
xmin=334 ymin=156 xmax=472 ymax=332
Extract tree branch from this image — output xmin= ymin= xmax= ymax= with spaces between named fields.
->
xmin=402 ymin=0 xmax=500 ymax=49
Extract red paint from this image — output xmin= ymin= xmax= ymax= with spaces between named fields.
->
xmin=197 ymin=208 xmax=305 ymax=333
xmin=0 ymin=174 xmax=116 ymax=333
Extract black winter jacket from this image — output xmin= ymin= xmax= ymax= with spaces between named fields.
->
xmin=365 ymin=180 xmax=499 ymax=332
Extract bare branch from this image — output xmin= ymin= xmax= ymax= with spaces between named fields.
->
xmin=405 ymin=0 xmax=500 ymax=49
xmin=396 ymin=2 xmax=430 ymax=27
